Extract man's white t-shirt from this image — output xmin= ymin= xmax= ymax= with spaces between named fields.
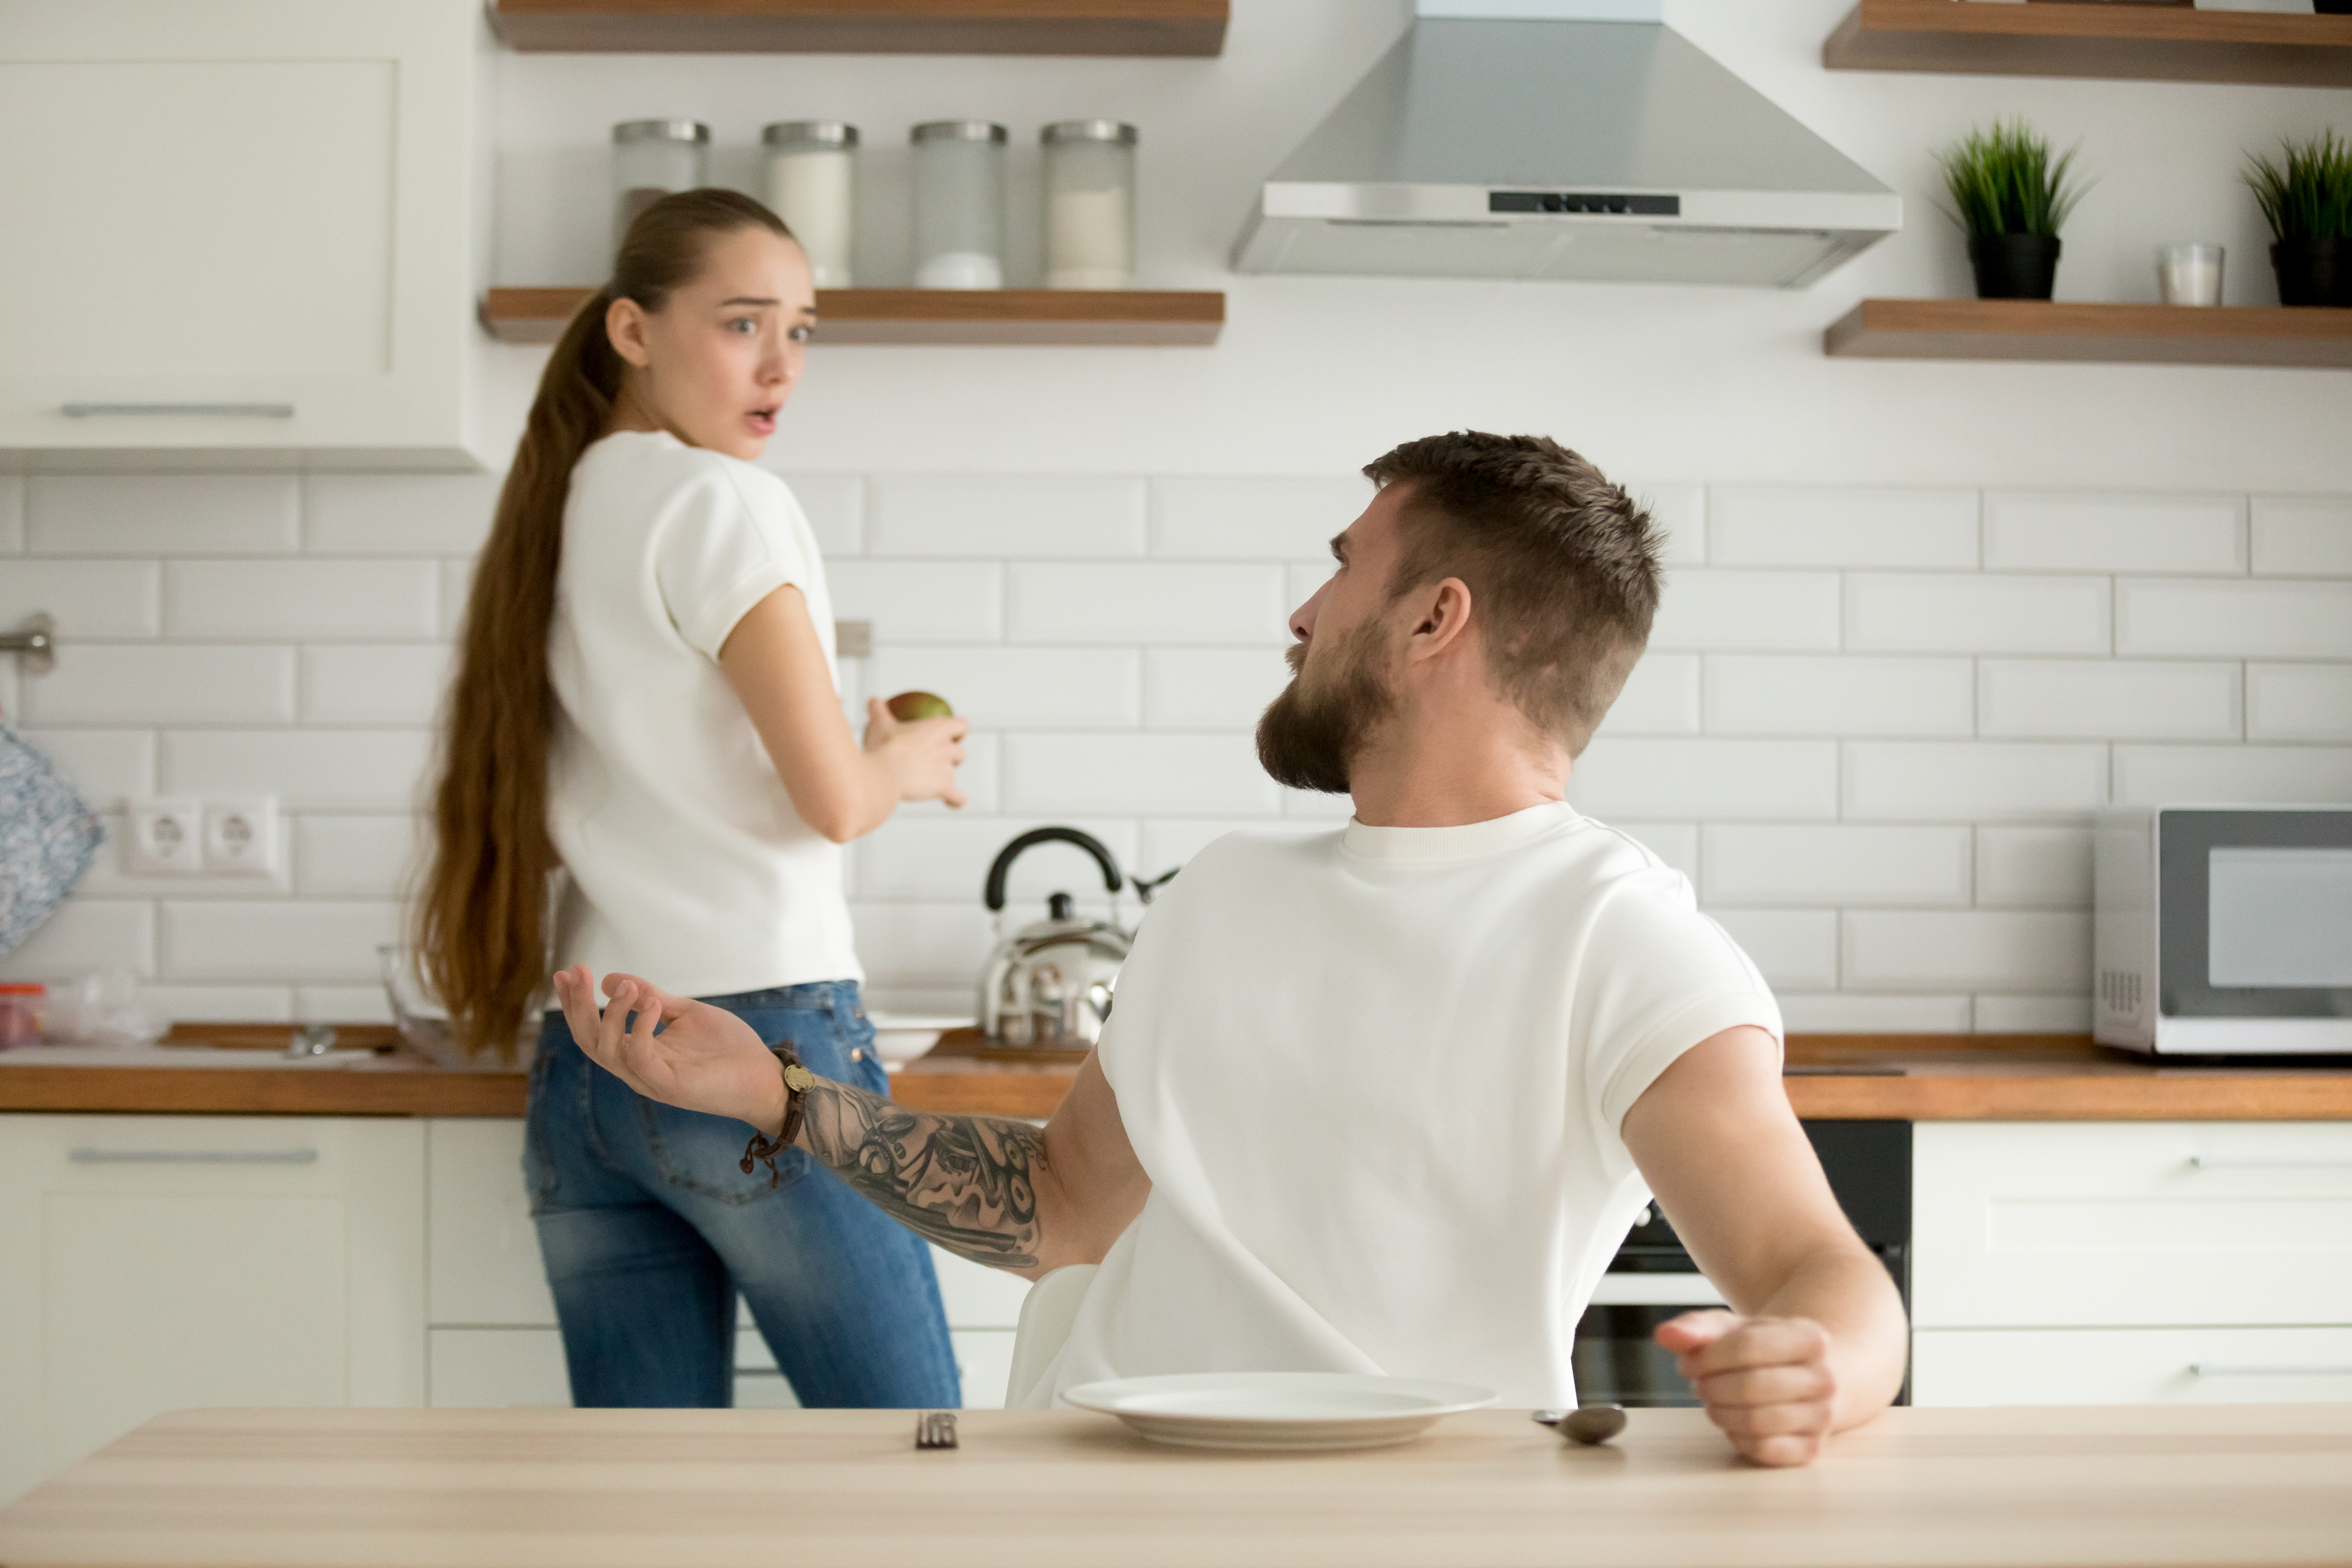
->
xmin=1030 ymin=802 xmax=1782 ymax=1409
xmin=547 ymin=429 xmax=860 ymax=998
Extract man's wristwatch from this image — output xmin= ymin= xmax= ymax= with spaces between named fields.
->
xmin=739 ymin=1047 xmax=817 ymax=1190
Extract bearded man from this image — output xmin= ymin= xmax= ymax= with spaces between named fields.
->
xmin=554 ymin=432 xmax=1910 ymax=1467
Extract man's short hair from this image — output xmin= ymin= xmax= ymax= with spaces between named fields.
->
xmin=1365 ymin=432 xmax=1662 ymax=757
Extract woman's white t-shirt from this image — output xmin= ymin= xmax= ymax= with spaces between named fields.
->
xmin=546 ymin=429 xmax=860 ymax=998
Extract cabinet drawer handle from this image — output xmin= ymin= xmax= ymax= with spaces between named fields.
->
xmin=61 ymin=402 xmax=294 ymax=419
xmin=2188 ymin=1157 xmax=2352 ymax=1171
xmin=69 ymin=1147 xmax=318 ymax=1166
xmin=2192 ymin=1363 xmax=2352 ymax=1377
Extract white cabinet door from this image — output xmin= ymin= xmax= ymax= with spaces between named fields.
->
xmin=1912 ymin=1122 xmax=2352 ymax=1329
xmin=427 ymin=1120 xmax=557 ymax=1328
xmin=0 ymin=1114 xmax=425 ymax=1506
xmin=0 ymin=0 xmax=489 ymax=467
xmin=429 ymin=1328 xmax=571 ymax=1409
xmin=1913 ymin=1327 xmax=2352 ymax=1407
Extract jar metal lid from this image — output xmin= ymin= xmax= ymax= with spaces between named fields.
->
xmin=763 ymin=121 xmax=859 ymax=149
xmin=1043 ymin=119 xmax=1138 ymax=147
xmin=913 ymin=120 xmax=1009 ymax=145
xmin=614 ymin=119 xmax=711 ymax=145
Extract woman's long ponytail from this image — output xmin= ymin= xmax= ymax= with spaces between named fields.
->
xmin=413 ymin=190 xmax=791 ymax=1056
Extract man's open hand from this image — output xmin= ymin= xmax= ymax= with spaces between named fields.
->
xmin=1655 ymin=1309 xmax=1838 ymax=1467
xmin=551 ymin=966 xmax=788 ymax=1135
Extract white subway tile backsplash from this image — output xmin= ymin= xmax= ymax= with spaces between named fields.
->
xmin=773 ymin=473 xmax=864 ymax=556
xmin=1702 ymin=825 xmax=1972 ymax=908
xmin=1703 ymin=656 xmax=1972 ymax=737
xmin=301 ymin=645 xmax=453 ymax=726
xmin=302 ymin=474 xmax=499 ymax=556
xmin=1006 ymin=732 xmax=1279 ymax=816
xmin=18 ymin=729 xmax=156 ymax=809
xmin=1282 ymin=786 xmax=1354 ymax=820
xmin=439 ymin=558 xmax=476 ymax=638
xmin=1972 ymin=994 xmax=2092 ymax=1033
xmin=1285 ymin=562 xmax=1331 ymax=615
xmin=23 ymin=644 xmax=293 ymax=726
xmin=1144 ymin=648 xmax=1290 ymax=730
xmin=161 ymin=730 xmax=433 ymax=811
xmin=1630 ymin=482 xmax=1705 ymax=567
xmin=848 ymin=901 xmax=995 ymax=987
xmin=1709 ymin=486 xmax=1977 ymax=569
xmin=1842 ymin=742 xmax=2109 ymax=822
xmin=1647 ymin=570 xmax=1841 ymax=651
xmin=294 ymin=985 xmax=393 ymax=1024
xmin=868 ymin=647 xmax=1138 ymax=730
xmin=1975 ymin=826 xmax=2093 ymax=908
xmin=827 ymin=562 xmax=1004 ymax=643
xmin=1985 ymin=493 xmax=2245 ymax=574
xmin=1010 ymin=564 xmax=1288 ymax=647
xmin=0 ymin=560 xmax=162 ymax=638
xmin=2113 ymin=745 xmax=2352 ymax=805
xmin=2251 ymin=497 xmax=2352 ymax=577
xmin=166 ymin=560 xmax=438 ymax=641
xmin=1148 ymin=476 xmax=1364 ymax=560
xmin=144 ymin=985 xmax=296 ymax=1024
xmin=1570 ymin=739 xmax=1839 ymax=820
xmin=870 ymin=476 xmax=1145 ymax=558
xmin=0 ymin=475 xmax=22 ymax=552
xmin=2117 ymin=578 xmax=2352 ymax=659
xmin=29 ymin=475 xmax=299 ymax=556
xmin=1707 ymin=909 xmax=1838 ymax=990
xmin=1846 ymin=574 xmax=2109 ymax=655
xmin=1596 ymin=654 xmax=1701 ymax=737
xmin=857 ymin=816 xmax=1138 ymax=902
xmin=1842 ymin=910 xmax=2089 ymax=991
xmin=0 ymin=900 xmax=154 ymax=982
xmin=1776 ymin=993 xmax=1973 ymax=1033
xmin=294 ymin=816 xmax=421 ymax=898
xmin=1979 ymin=659 xmax=2240 ymax=741
xmin=1606 ymin=822 xmax=1700 ymax=881
xmin=161 ymin=901 xmax=399 ymax=982
xmin=2247 ymin=664 xmax=2352 ymax=742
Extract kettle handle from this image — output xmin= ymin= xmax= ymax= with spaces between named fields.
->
xmin=984 ymin=827 xmax=1125 ymax=913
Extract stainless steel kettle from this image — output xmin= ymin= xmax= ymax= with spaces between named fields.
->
xmin=978 ymin=827 xmax=1132 ymax=1049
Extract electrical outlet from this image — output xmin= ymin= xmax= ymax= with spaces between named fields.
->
xmin=127 ymin=798 xmax=205 ymax=875
xmin=201 ymin=797 xmax=280 ymax=877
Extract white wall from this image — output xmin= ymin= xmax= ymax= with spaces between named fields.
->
xmin=3 ymin=0 xmax=2349 ymax=1030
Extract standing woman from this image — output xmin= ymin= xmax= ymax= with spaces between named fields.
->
xmin=413 ymin=190 xmax=967 ymax=1409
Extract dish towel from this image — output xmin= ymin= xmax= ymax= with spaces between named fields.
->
xmin=0 ymin=723 xmax=101 ymax=959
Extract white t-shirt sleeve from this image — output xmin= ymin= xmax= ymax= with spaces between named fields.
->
xmin=653 ymin=463 xmax=817 ymax=661
xmin=1574 ymin=872 xmax=1785 ymax=1141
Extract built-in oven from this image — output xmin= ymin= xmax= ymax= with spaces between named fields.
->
xmin=1571 ymin=1119 xmax=1910 ymax=1408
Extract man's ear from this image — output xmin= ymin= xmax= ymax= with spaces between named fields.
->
xmin=605 ymin=297 xmax=654 ymax=369
xmin=1406 ymin=577 xmax=1475 ymax=660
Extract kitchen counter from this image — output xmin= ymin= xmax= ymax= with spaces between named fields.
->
xmin=2 ymin=1403 xmax=2346 ymax=1568
xmin=2 ymin=1028 xmax=2348 ymax=1120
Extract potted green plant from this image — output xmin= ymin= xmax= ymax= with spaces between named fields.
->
xmin=2244 ymin=130 xmax=2352 ymax=309
xmin=1936 ymin=119 xmax=2090 ymax=301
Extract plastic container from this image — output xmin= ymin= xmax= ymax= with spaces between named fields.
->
xmin=911 ymin=120 xmax=1008 ymax=289
xmin=762 ymin=121 xmax=858 ymax=288
xmin=1042 ymin=120 xmax=1137 ymax=290
xmin=0 ymin=982 xmax=45 ymax=1048
xmin=612 ymin=119 xmax=710 ymax=252
xmin=2157 ymin=242 xmax=2224 ymax=307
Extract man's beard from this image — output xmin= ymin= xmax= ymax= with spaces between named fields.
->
xmin=1254 ymin=619 xmax=1396 ymax=794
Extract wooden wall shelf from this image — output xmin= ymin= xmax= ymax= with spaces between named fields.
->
xmin=1824 ymin=0 xmax=2352 ymax=85
xmin=1825 ymin=298 xmax=2352 ymax=369
xmin=491 ymin=0 xmax=1227 ymax=55
xmin=481 ymin=285 xmax=1225 ymax=346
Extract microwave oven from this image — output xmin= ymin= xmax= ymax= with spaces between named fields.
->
xmin=2093 ymin=805 xmax=2352 ymax=1056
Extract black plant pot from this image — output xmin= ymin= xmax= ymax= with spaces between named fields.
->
xmin=2270 ymin=238 xmax=2352 ymax=308
xmin=1968 ymin=233 xmax=2061 ymax=301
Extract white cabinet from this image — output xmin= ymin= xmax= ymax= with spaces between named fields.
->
xmin=0 ymin=0 xmax=493 ymax=469
xmin=0 ymin=1114 xmax=425 ymax=1505
xmin=1911 ymin=1122 xmax=2352 ymax=1407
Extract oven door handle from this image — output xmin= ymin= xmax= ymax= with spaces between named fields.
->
xmin=2189 ymin=1157 xmax=2352 ymax=1171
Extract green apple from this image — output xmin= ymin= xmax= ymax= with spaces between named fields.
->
xmin=886 ymin=690 xmax=954 ymax=722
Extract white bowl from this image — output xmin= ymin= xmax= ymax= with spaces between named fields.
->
xmin=867 ymin=1013 xmax=969 ymax=1069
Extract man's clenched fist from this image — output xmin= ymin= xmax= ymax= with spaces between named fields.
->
xmin=1654 ymin=1309 xmax=1838 ymax=1467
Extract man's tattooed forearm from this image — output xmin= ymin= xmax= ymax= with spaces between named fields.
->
xmin=796 ymin=1080 xmax=1044 ymax=1269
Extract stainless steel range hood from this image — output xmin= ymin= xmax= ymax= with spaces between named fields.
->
xmin=1232 ymin=0 xmax=1901 ymax=289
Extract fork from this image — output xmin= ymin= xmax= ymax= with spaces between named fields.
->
xmin=914 ymin=1411 xmax=958 ymax=1451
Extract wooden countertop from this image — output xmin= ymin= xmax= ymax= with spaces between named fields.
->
xmin=2 ymin=1404 xmax=2347 ymax=1568
xmin=2 ymin=1028 xmax=2348 ymax=1121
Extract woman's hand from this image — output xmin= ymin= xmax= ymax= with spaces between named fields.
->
xmin=551 ymin=965 xmax=790 ymax=1135
xmin=862 ymin=697 xmax=969 ymax=808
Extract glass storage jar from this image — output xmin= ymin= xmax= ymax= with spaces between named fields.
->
xmin=0 ymin=983 xmax=45 ymax=1049
xmin=762 ymin=121 xmax=857 ymax=288
xmin=911 ymin=120 xmax=1007 ymax=289
xmin=1042 ymin=120 xmax=1137 ymax=290
xmin=612 ymin=119 xmax=709 ymax=252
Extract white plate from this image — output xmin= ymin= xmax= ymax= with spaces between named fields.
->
xmin=867 ymin=1013 xmax=971 ymax=1068
xmin=1063 ymin=1371 xmax=1495 ymax=1452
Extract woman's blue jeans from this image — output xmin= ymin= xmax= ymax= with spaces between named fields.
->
xmin=524 ymin=979 xmax=961 ymax=1409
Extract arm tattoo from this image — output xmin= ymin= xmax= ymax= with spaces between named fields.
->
xmin=795 ymin=1079 xmax=1045 ymax=1270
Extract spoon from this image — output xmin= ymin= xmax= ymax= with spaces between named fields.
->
xmin=1532 ymin=1405 xmax=1628 ymax=1445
